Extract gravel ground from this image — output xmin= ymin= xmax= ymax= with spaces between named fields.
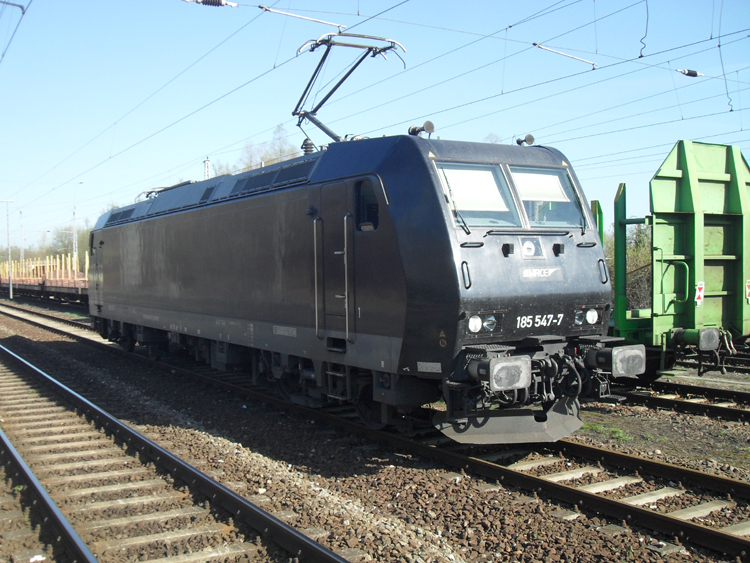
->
xmin=574 ymin=401 xmax=750 ymax=482
xmin=0 ymin=465 xmax=68 ymax=563
xmin=1 ymin=315 xmax=748 ymax=562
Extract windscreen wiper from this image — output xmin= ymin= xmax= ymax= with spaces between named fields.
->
xmin=440 ymin=170 xmax=471 ymax=235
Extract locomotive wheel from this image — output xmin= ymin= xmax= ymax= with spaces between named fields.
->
xmin=276 ymin=374 xmax=302 ymax=402
xmin=355 ymin=386 xmax=386 ymax=430
xmin=119 ymin=326 xmax=135 ymax=353
xmin=119 ymin=335 xmax=135 ymax=353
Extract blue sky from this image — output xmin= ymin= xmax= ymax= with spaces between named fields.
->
xmin=0 ymin=0 xmax=748 ymax=250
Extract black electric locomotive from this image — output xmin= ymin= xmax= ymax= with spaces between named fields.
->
xmin=89 ymin=131 xmax=645 ymax=444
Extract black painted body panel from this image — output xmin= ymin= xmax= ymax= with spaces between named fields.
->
xmin=90 ymin=135 xmax=611 ymax=380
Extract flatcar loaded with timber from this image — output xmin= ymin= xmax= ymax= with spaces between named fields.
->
xmin=88 ymin=133 xmax=646 ymax=444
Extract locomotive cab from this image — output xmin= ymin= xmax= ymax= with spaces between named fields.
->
xmin=401 ymin=139 xmax=647 ymax=443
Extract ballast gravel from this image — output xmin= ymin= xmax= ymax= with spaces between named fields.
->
xmin=1 ymin=314 xmax=748 ymax=562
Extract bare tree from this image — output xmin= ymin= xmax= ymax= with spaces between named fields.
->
xmin=237 ymin=124 xmax=301 ymax=172
xmin=210 ymin=159 xmax=237 ymax=176
xmin=601 ymin=223 xmax=652 ymax=310
xmin=624 ymin=223 xmax=652 ymax=310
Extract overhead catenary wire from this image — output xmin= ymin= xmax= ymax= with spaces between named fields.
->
xmin=327 ymin=1 xmax=666 ymax=132
xmin=17 ymin=53 xmax=302 ymax=213
xmin=364 ymin=30 xmax=749 ymax=140
xmin=501 ymin=64 xmax=749 ymax=141
xmin=547 ymin=107 xmax=747 ymax=145
xmin=288 ymin=0 xmax=740 ymax=148
xmin=14 ymin=0 xmax=414 ymax=224
xmin=289 ymin=0 xmax=583 ymax=41
xmin=530 ymin=84 xmax=750 ymax=143
xmin=11 ymin=0 xmax=615 ymax=209
xmin=9 ymin=2 xmax=278 ymax=200
xmin=717 ymin=0 xmax=734 ymax=111
xmin=10 ymin=1 xmax=749 ymax=240
xmin=344 ymin=0 xmax=411 ymax=33
xmin=572 ymin=127 xmax=750 ymax=163
xmin=42 ymin=25 xmax=750 ymax=218
xmin=14 ymin=0 xmax=592 ymax=218
xmin=159 ymin=0 xmax=637 ymax=173
xmin=321 ymin=0 xmax=588 ymax=111
xmin=638 ymin=0 xmax=648 ymax=57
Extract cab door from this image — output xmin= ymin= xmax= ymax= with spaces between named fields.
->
xmin=88 ymin=231 xmax=103 ymax=311
xmin=318 ymin=182 xmax=354 ymax=340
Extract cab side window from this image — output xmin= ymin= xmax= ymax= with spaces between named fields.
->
xmin=356 ymin=180 xmax=379 ymax=232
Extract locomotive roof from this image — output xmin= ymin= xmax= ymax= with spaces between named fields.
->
xmin=94 ymin=135 xmax=572 ymax=230
xmin=94 ymin=150 xmax=325 ymax=230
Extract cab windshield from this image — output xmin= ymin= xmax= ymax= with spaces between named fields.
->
xmin=436 ymin=163 xmax=522 ymax=228
xmin=435 ymin=161 xmax=587 ymax=230
xmin=509 ymin=165 xmax=586 ymax=228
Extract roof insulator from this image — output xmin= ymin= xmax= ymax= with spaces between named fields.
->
xmin=301 ymin=138 xmax=315 ymax=155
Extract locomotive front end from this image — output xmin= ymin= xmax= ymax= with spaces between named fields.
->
xmin=426 ymin=142 xmax=646 ymax=443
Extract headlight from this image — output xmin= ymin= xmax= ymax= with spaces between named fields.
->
xmin=586 ymin=345 xmax=646 ymax=376
xmin=574 ymin=310 xmax=585 ymax=325
xmin=585 ymin=309 xmax=599 ymax=324
xmin=468 ymin=315 xmax=482 ymax=333
xmin=483 ymin=315 xmax=497 ymax=331
xmin=467 ymin=356 xmax=532 ymax=391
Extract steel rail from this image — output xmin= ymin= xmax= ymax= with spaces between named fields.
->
xmin=426 ymin=443 xmax=750 ymax=559
xmin=649 ymin=380 xmax=750 ymax=403
xmin=0 ymin=301 xmax=91 ymax=331
xmin=677 ymin=358 xmax=750 ymax=375
xmin=0 ymin=344 xmax=350 ymax=563
xmin=612 ymin=376 xmax=750 ymax=421
xmin=621 ymin=392 xmax=750 ymax=422
xmin=0 ymin=426 xmax=98 ymax=563
xmin=551 ymin=440 xmax=750 ymax=500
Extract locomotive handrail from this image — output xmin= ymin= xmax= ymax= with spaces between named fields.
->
xmin=344 ymin=214 xmax=351 ymax=343
xmin=314 ymin=217 xmax=321 ymax=338
xmin=484 ymin=229 xmax=570 ymax=237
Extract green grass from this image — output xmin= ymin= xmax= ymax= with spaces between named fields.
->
xmin=609 ymin=428 xmax=633 ymax=442
xmin=581 ymin=423 xmax=633 ymax=442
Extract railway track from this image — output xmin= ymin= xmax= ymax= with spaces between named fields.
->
xmin=676 ymin=350 xmax=750 ymax=375
xmin=411 ymin=433 xmax=750 ymax=558
xmin=610 ymin=378 xmax=750 ymax=423
xmin=0 ymin=344 xmax=351 ymax=563
xmin=6 ymin=299 xmax=750 ymax=427
xmin=2 ymin=302 xmax=750 ymax=558
xmin=1 ymin=441 xmax=77 ymax=562
xmin=161 ymin=358 xmax=750 ymax=558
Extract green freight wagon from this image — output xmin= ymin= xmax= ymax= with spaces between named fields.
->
xmin=597 ymin=140 xmax=750 ymax=378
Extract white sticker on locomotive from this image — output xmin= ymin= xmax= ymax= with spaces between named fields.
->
xmin=521 ymin=267 xmax=564 ymax=281
xmin=417 ymin=362 xmax=442 ymax=373
xmin=516 ymin=314 xmax=564 ymax=329
xmin=273 ymin=325 xmax=297 ymax=337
